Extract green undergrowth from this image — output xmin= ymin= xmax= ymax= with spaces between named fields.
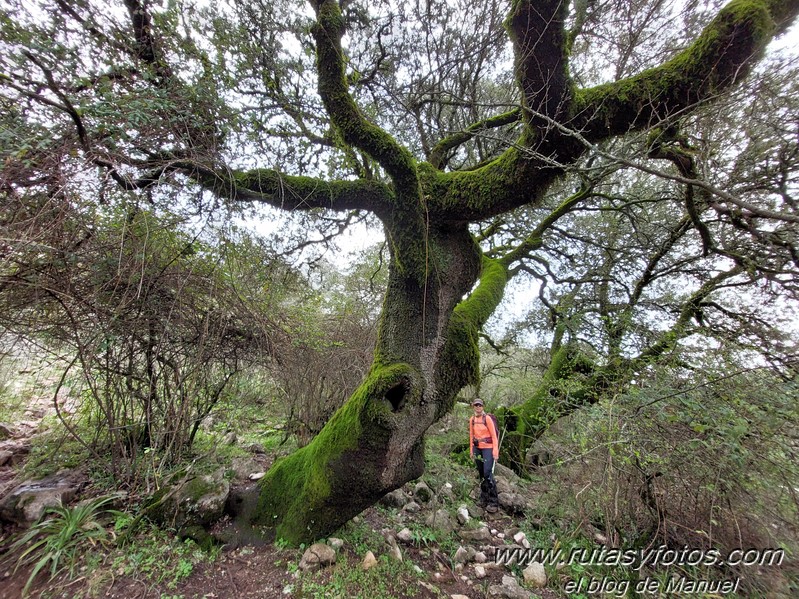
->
xmin=294 ymin=552 xmax=425 ymax=599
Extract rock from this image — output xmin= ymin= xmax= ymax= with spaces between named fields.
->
xmin=457 ymin=506 xmax=471 ymax=525
xmin=146 ymin=469 xmax=229 ymax=531
xmin=0 ymin=470 xmax=85 ymax=524
xmin=381 ymin=489 xmax=410 ymax=508
xmin=0 ymin=451 xmax=12 ymax=467
xmin=414 ymin=481 xmax=433 ymax=503
xmin=362 ymin=551 xmax=378 ymax=570
xmin=594 ymin=532 xmax=608 ymax=545
xmin=397 ymin=527 xmax=414 ymax=543
xmin=245 ymin=442 xmax=266 ymax=454
xmin=497 ymin=492 xmax=527 ymax=515
xmin=403 ymin=501 xmax=421 ymax=513
xmin=488 ymin=574 xmax=535 ymax=599
xmin=388 ymin=537 xmax=403 ymax=561
xmin=513 ymin=532 xmax=527 ymax=545
xmin=459 ymin=526 xmax=492 ymax=543
xmin=438 ymin=486 xmax=456 ymax=503
xmin=497 ymin=533 xmax=506 ymax=540
xmin=299 ymin=543 xmax=337 ymax=572
xmin=248 ymin=472 xmax=266 ymax=481
xmin=327 ymin=537 xmax=344 ymax=551
xmin=474 ymin=551 xmax=488 ymax=563
xmin=475 ymin=565 xmax=487 ymax=578
xmin=466 ymin=504 xmax=484 ymax=518
xmin=426 ymin=508 xmax=456 ymax=535
xmin=494 ymin=463 xmax=520 ymax=483
xmin=221 ymin=431 xmax=237 ymax=445
xmin=496 ymin=477 xmax=515 ymax=495
xmin=230 ymin=456 xmax=261 ymax=481
xmin=522 ymin=562 xmax=547 ymax=588
xmin=453 ymin=545 xmax=470 ymax=564
xmin=452 ymin=595 xmax=471 ymax=599
xmin=0 ymin=423 xmax=13 ymax=439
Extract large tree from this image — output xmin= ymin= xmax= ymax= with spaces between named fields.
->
xmin=2 ymin=0 xmax=798 ymax=542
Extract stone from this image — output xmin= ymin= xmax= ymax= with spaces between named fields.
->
xmin=0 ymin=451 xmax=12 ymax=467
xmin=426 ymin=508 xmax=456 ymax=535
xmin=299 ymin=543 xmax=337 ymax=572
xmin=327 ymin=537 xmax=344 ymax=551
xmin=397 ymin=527 xmax=414 ymax=543
xmin=475 ymin=565 xmax=487 ymax=579
xmin=245 ymin=442 xmax=266 ymax=454
xmin=452 ymin=595 xmax=471 ymax=599
xmin=388 ymin=536 xmax=403 ymax=561
xmin=403 ymin=501 xmax=421 ymax=513
xmin=146 ymin=469 xmax=229 ymax=531
xmin=522 ymin=562 xmax=547 ymax=588
xmin=414 ymin=481 xmax=433 ymax=503
xmin=459 ymin=526 xmax=492 ymax=543
xmin=495 ymin=478 xmax=515 ymax=495
xmin=248 ymin=472 xmax=266 ymax=481
xmin=513 ymin=532 xmax=527 ymax=545
xmin=488 ymin=575 xmax=535 ymax=599
xmin=230 ymin=456 xmax=260 ymax=480
xmin=0 ymin=423 xmax=13 ymax=439
xmin=362 ymin=551 xmax=378 ymax=570
xmin=457 ymin=505 xmax=471 ymax=525
xmin=453 ymin=545 xmax=470 ymax=564
xmin=474 ymin=552 xmax=488 ymax=563
xmin=0 ymin=471 xmax=85 ymax=524
xmin=497 ymin=492 xmax=527 ymax=515
xmin=221 ymin=431 xmax=237 ymax=445
xmin=381 ymin=489 xmax=410 ymax=508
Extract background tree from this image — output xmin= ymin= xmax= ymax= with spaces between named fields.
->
xmin=1 ymin=0 xmax=798 ymax=543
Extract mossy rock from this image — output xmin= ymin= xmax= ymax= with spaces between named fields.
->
xmin=146 ymin=468 xmax=230 ymax=531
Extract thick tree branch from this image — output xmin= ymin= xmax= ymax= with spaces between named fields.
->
xmin=310 ymin=0 xmax=418 ymax=191
xmin=428 ymin=109 xmax=521 ymax=170
xmin=571 ymin=0 xmax=799 ymax=142
xmin=506 ymin=0 xmax=572 ymax=128
xmin=183 ymin=162 xmax=394 ymax=214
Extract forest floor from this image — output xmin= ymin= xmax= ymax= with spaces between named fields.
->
xmin=0 ymin=382 xmax=565 ymax=599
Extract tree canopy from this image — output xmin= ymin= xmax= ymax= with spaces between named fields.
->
xmin=2 ymin=0 xmax=798 ymax=542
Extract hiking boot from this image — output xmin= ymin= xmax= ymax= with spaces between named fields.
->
xmin=486 ymin=503 xmax=499 ymax=513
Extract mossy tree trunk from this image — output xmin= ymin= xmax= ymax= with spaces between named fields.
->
xmin=194 ymin=0 xmax=797 ymax=542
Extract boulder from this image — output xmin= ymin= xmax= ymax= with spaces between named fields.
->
xmin=403 ymin=501 xmax=421 ymax=514
xmin=522 ymin=562 xmax=547 ymax=588
xmin=299 ymin=543 xmax=337 ymax=572
xmin=488 ymin=575 xmax=537 ymax=599
xmin=459 ymin=526 xmax=492 ymax=543
xmin=147 ymin=469 xmax=229 ymax=531
xmin=362 ymin=550 xmax=378 ymax=570
xmin=498 ymin=492 xmax=528 ymax=515
xmin=397 ymin=527 xmax=414 ymax=544
xmin=414 ymin=481 xmax=434 ymax=503
xmin=0 ymin=470 xmax=85 ymax=524
xmin=426 ymin=508 xmax=456 ymax=535
xmin=381 ymin=489 xmax=410 ymax=508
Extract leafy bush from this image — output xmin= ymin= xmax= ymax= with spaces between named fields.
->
xmin=10 ymin=495 xmax=123 ymax=596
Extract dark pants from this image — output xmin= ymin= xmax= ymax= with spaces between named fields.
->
xmin=473 ymin=447 xmax=499 ymax=506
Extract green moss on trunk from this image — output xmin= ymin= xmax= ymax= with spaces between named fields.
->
xmin=252 ymin=363 xmax=420 ymax=544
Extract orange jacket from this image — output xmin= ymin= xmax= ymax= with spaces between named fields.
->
xmin=470 ymin=414 xmax=499 ymax=459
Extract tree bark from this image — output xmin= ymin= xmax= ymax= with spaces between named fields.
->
xmin=253 ymin=227 xmax=508 ymax=543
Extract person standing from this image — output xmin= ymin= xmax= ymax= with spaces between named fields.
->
xmin=469 ymin=398 xmax=499 ymax=512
